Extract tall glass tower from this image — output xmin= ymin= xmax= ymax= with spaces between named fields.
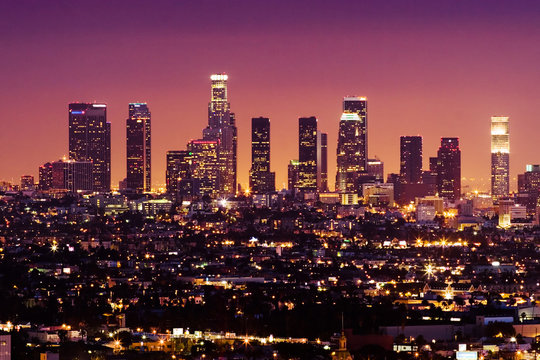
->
xmin=491 ymin=116 xmax=509 ymax=199
xmin=436 ymin=137 xmax=461 ymax=201
xmin=400 ymin=136 xmax=423 ymax=184
xmin=69 ymin=103 xmax=111 ymax=192
xmin=298 ymin=117 xmax=318 ymax=192
xmin=126 ymin=103 xmax=151 ymax=192
xmin=203 ymin=74 xmax=237 ymax=195
xmin=249 ymin=117 xmax=275 ymax=193
xmin=336 ymin=97 xmax=367 ymax=192
xmin=317 ymin=132 xmax=329 ymax=192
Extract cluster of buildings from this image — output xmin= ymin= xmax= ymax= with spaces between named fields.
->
xmin=6 ymin=73 xmax=540 ymax=359
xmin=1 ymin=188 xmax=540 ymax=358
xmin=10 ymin=74 xmax=520 ymax=216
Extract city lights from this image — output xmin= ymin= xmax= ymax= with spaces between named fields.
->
xmin=2 ymin=2 xmax=540 ymax=359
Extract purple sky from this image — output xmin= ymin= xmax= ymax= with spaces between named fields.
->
xmin=1 ymin=0 xmax=540 ymax=191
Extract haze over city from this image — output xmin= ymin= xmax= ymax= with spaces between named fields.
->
xmin=2 ymin=0 xmax=540 ymax=191
xmin=5 ymin=1 xmax=540 ymax=360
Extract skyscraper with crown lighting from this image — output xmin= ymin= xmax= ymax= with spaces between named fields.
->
xmin=491 ymin=116 xmax=509 ymax=199
xmin=336 ymin=97 xmax=367 ymax=192
xmin=69 ymin=103 xmax=111 ymax=192
xmin=202 ymin=74 xmax=237 ymax=195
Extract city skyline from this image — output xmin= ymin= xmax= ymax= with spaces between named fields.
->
xmin=2 ymin=1 xmax=540 ymax=192
xmin=3 ymin=2 xmax=540 ymax=359
xmin=5 ymin=85 xmax=533 ymax=194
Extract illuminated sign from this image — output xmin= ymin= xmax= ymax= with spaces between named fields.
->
xmin=393 ymin=344 xmax=418 ymax=352
xmin=456 ymin=351 xmax=477 ymax=360
xmin=340 ymin=113 xmax=361 ymax=121
xmin=71 ymin=111 xmax=84 ymax=115
xmin=211 ymin=74 xmax=228 ymax=81
xmin=92 ymin=104 xmax=106 ymax=108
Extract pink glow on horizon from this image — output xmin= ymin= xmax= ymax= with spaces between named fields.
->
xmin=1 ymin=1 xmax=540 ymax=192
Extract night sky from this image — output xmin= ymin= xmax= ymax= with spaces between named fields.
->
xmin=2 ymin=0 xmax=540 ymax=191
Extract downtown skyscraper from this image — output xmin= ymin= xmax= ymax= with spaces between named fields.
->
xmin=202 ymin=74 xmax=237 ymax=195
xmin=436 ymin=137 xmax=461 ymax=201
xmin=69 ymin=103 xmax=111 ymax=192
xmin=400 ymin=136 xmax=423 ymax=184
xmin=491 ymin=116 xmax=509 ymax=199
xmin=249 ymin=117 xmax=275 ymax=193
xmin=126 ymin=103 xmax=151 ymax=192
xmin=188 ymin=140 xmax=220 ymax=197
xmin=298 ymin=117 xmax=318 ymax=192
xmin=166 ymin=150 xmax=191 ymax=195
xmin=317 ymin=132 xmax=328 ymax=192
xmin=336 ymin=97 xmax=367 ymax=193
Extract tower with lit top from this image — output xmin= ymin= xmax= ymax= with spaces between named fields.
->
xmin=336 ymin=97 xmax=367 ymax=193
xmin=69 ymin=103 xmax=111 ymax=192
xmin=203 ymin=74 xmax=237 ymax=195
xmin=491 ymin=116 xmax=509 ymax=199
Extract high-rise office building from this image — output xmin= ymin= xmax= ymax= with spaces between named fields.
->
xmin=69 ymin=103 xmax=111 ymax=191
xmin=436 ymin=137 xmax=461 ymax=201
xmin=20 ymin=175 xmax=35 ymax=190
xmin=166 ymin=150 xmax=192 ymax=195
xmin=400 ymin=136 xmax=422 ymax=184
xmin=126 ymin=103 xmax=151 ymax=192
xmin=51 ymin=159 xmax=93 ymax=192
xmin=298 ymin=117 xmax=318 ymax=192
xmin=39 ymin=162 xmax=53 ymax=190
xmin=317 ymin=132 xmax=329 ymax=192
xmin=336 ymin=97 xmax=367 ymax=193
xmin=491 ymin=116 xmax=509 ymax=199
xmin=188 ymin=139 xmax=220 ymax=197
xmin=517 ymin=164 xmax=540 ymax=212
xmin=202 ymin=74 xmax=237 ymax=195
xmin=288 ymin=160 xmax=300 ymax=192
xmin=249 ymin=117 xmax=275 ymax=193
xmin=367 ymin=158 xmax=384 ymax=182
xmin=429 ymin=157 xmax=439 ymax=173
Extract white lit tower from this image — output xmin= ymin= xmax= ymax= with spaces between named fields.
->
xmin=336 ymin=97 xmax=367 ymax=193
xmin=203 ymin=74 xmax=237 ymax=195
xmin=491 ymin=116 xmax=509 ymax=199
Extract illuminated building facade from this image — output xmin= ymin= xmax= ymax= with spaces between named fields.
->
xmin=317 ymin=132 xmax=329 ymax=192
xmin=436 ymin=137 xmax=461 ymax=201
xmin=429 ymin=157 xmax=438 ymax=173
xmin=336 ymin=97 xmax=367 ymax=192
xmin=298 ymin=117 xmax=318 ymax=191
xmin=51 ymin=159 xmax=93 ymax=192
xmin=249 ymin=117 xmax=275 ymax=193
xmin=69 ymin=103 xmax=111 ymax=191
xmin=367 ymin=158 xmax=384 ymax=182
xmin=517 ymin=164 xmax=540 ymax=212
xmin=39 ymin=162 xmax=53 ymax=190
xmin=20 ymin=175 xmax=34 ymax=190
xmin=202 ymin=74 xmax=237 ymax=195
xmin=188 ymin=139 xmax=220 ymax=197
xmin=400 ymin=136 xmax=422 ymax=184
xmin=126 ymin=103 xmax=151 ymax=192
xmin=166 ymin=150 xmax=192 ymax=195
xmin=491 ymin=116 xmax=509 ymax=199
xmin=288 ymin=160 xmax=300 ymax=192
